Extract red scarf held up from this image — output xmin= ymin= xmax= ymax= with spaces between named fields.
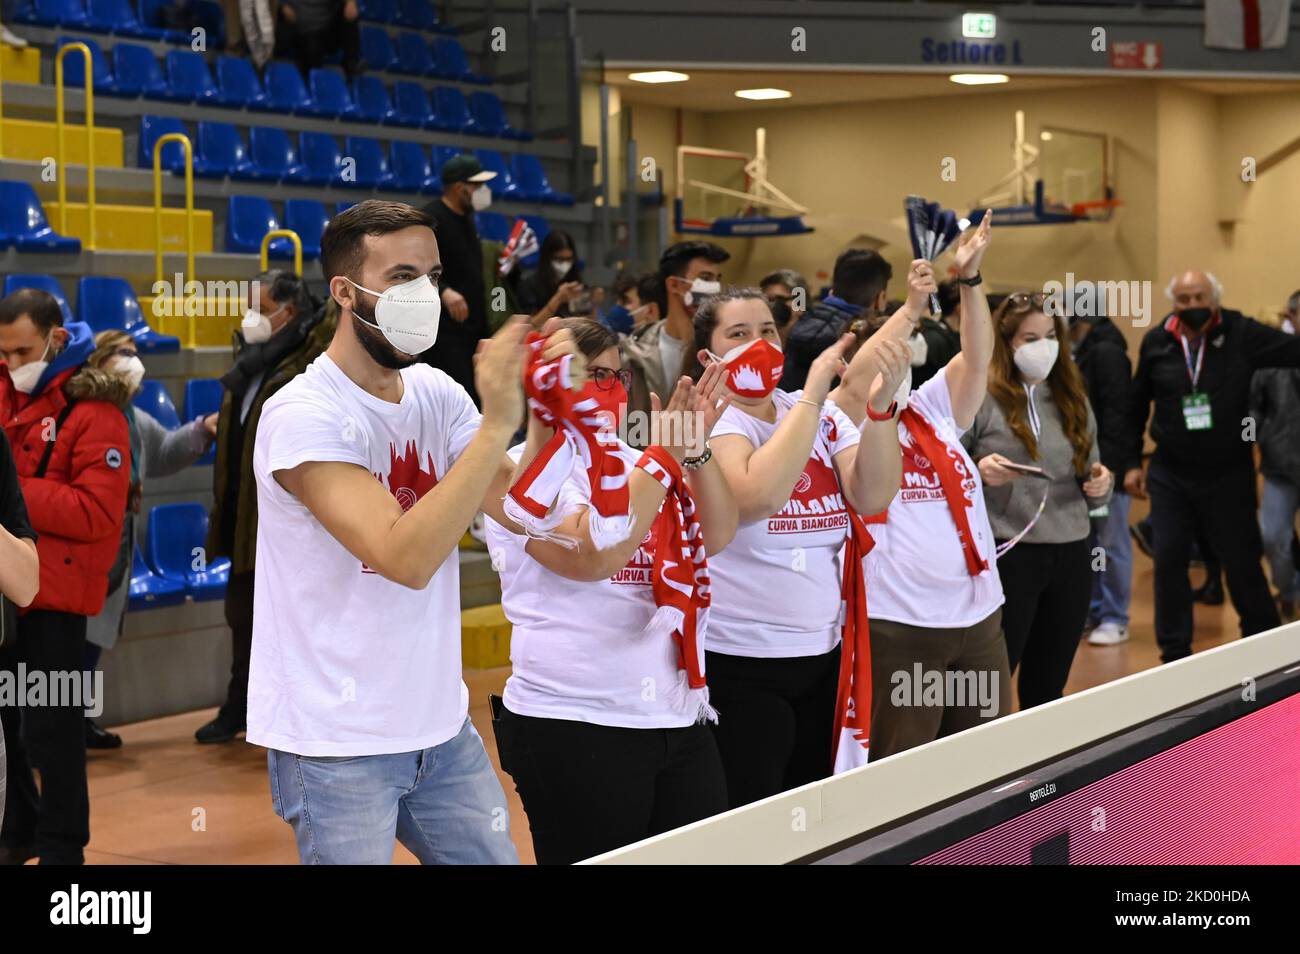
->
xmin=901 ymin=408 xmax=988 ymax=576
xmin=832 ymin=501 xmax=875 ymax=773
xmin=505 ymin=332 xmax=633 ymax=549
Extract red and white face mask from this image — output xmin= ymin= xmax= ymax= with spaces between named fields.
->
xmin=708 ymin=337 xmax=784 ymax=399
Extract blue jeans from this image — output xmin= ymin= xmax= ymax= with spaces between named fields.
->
xmin=268 ymin=717 xmax=519 ymax=865
xmin=1260 ymin=475 xmax=1300 ymax=602
xmin=1089 ymin=490 xmax=1132 ymax=627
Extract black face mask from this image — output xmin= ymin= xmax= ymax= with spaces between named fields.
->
xmin=1177 ymin=306 xmax=1215 ymax=331
xmin=768 ymin=298 xmax=792 ymax=328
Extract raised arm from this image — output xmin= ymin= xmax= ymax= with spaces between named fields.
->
xmin=276 ymin=320 xmax=528 ymax=590
xmin=943 ymin=212 xmax=994 ymax=428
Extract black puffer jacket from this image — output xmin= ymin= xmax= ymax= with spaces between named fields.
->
xmin=1250 ymin=364 xmax=1300 ymax=485
xmin=1073 ymin=317 xmax=1132 ymax=474
xmin=778 ymin=297 xmax=861 ymax=392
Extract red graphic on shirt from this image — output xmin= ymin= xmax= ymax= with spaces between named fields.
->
xmin=609 ymin=525 xmax=659 ymax=586
xmin=362 ymin=441 xmax=439 ymax=573
xmin=768 ymin=450 xmax=848 ymax=534
xmin=896 ymin=422 xmax=977 ymax=504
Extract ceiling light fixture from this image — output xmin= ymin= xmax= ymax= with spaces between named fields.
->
xmin=735 ymin=87 xmax=792 ymax=101
xmin=628 ymin=70 xmax=690 ymax=84
xmin=949 ymin=73 xmax=1010 ymax=86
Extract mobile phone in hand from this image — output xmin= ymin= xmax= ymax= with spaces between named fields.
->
xmin=1001 ymin=461 xmax=1049 ymax=479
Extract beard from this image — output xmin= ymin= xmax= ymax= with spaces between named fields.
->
xmin=351 ymin=301 xmax=421 ymax=370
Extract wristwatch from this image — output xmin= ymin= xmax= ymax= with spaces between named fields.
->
xmin=957 ymin=271 xmax=983 ymax=287
xmin=682 ymin=443 xmax=712 ymax=472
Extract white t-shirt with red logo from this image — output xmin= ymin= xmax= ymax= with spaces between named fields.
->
xmin=863 ymin=366 xmax=1004 ymax=627
xmin=706 ymin=389 xmax=862 ymax=658
xmin=486 ymin=441 xmax=702 ymax=728
xmin=248 ymin=355 xmax=480 ymax=756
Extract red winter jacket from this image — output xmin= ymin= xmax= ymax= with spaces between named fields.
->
xmin=0 ymin=355 xmax=132 ymax=617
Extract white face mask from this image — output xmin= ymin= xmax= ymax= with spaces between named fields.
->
xmin=241 ymin=303 xmax=286 ymax=345
xmin=108 ymin=354 xmax=146 ymax=391
xmin=347 ymin=275 xmax=442 ymax=356
xmin=894 ymin=367 xmax=913 ymax=412
xmin=907 ymin=332 xmax=929 ymax=367
xmin=683 ymin=278 xmax=722 ymax=307
xmin=1013 ymin=338 xmax=1060 ymax=382
xmin=471 ymin=185 xmax=492 ymax=211
xmin=551 ymin=259 xmax=574 ymax=280
xmin=1283 ymin=318 xmax=1297 ymax=336
xmin=8 ymin=336 xmax=53 ymax=394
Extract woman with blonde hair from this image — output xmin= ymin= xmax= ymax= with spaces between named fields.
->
xmin=961 ymin=292 xmax=1112 ymax=708
xmin=82 ymin=330 xmax=216 ymax=748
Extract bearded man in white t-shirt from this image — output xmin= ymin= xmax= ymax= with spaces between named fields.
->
xmin=249 ymin=200 xmax=580 ymax=865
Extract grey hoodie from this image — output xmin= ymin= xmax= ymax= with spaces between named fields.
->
xmin=961 ymin=383 xmax=1110 ymax=545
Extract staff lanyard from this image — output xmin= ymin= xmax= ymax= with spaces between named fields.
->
xmin=1178 ymin=333 xmax=1206 ymax=390
xmin=996 ymin=384 xmax=1048 ymax=559
xmin=1024 ymin=383 xmax=1042 ymax=440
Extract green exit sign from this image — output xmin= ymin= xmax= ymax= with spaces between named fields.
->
xmin=962 ymin=12 xmax=997 ymax=39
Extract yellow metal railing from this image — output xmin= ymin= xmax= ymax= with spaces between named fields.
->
xmin=151 ymin=132 xmax=196 ymax=346
xmin=260 ymin=229 xmax=303 ymax=276
xmin=55 ymin=42 xmax=96 ymax=248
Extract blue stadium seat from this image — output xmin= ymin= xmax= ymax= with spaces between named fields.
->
xmin=359 ymin=25 xmax=396 ymax=72
xmin=298 ymin=132 xmax=345 ymax=186
xmin=137 ymin=0 xmax=190 ymax=42
xmin=283 ymin=199 xmax=328 ymax=259
xmin=521 ymin=214 xmax=549 ymax=268
xmin=394 ymin=31 xmax=436 ymax=76
xmin=183 ymin=378 xmax=222 ymax=465
xmin=0 ymin=182 xmax=81 ymax=254
xmin=359 ymin=0 xmax=397 ymax=23
xmin=133 ymin=379 xmax=181 ymax=428
xmin=397 ymin=0 xmax=435 ymax=30
xmin=145 ymin=503 xmax=230 ymax=601
xmin=194 ymin=121 xmax=254 ymax=178
xmin=127 ymin=544 xmax=188 ymax=611
xmin=264 ymin=61 xmax=317 ymax=115
xmin=473 ymin=149 xmax=526 ymax=201
xmin=3 ymin=275 xmax=74 ymax=324
xmin=475 ymin=211 xmax=510 ymax=244
xmin=76 ymin=276 xmax=180 ymax=352
xmin=215 ymin=55 xmax=270 ymax=110
xmin=247 ymin=127 xmax=310 ymax=183
xmin=433 ymin=37 xmax=490 ymax=84
xmin=165 ymin=50 xmax=220 ymax=104
xmin=138 ymin=115 xmax=189 ymax=172
xmin=14 ymin=0 xmax=89 ymax=28
xmin=469 ymin=90 xmax=530 ymax=141
xmin=352 ymin=75 xmax=398 ymax=124
xmin=344 ymin=136 xmax=396 ymax=190
xmin=389 ymin=141 xmax=438 ymax=193
xmin=513 ymin=153 xmax=575 ymax=205
xmin=112 ymin=43 xmax=170 ymax=98
xmin=191 ymin=0 xmax=227 ymax=49
xmin=84 ymin=0 xmax=170 ymax=39
xmin=391 ymin=80 xmax=436 ymax=128
xmin=431 ymin=86 xmax=476 ymax=134
xmin=226 ymin=196 xmax=295 ymax=256
xmin=55 ymin=37 xmax=120 ymax=95
xmin=309 ymin=68 xmax=360 ymax=120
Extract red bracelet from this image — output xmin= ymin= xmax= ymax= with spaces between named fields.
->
xmin=636 ymin=445 xmax=682 ymax=488
xmin=865 ymin=400 xmax=897 ymax=422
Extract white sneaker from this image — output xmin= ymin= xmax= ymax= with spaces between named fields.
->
xmin=1 ymin=26 xmax=28 ymax=48
xmin=1088 ymin=621 xmax=1129 ymax=646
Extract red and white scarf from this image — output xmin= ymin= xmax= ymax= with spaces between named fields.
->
xmin=504 ymin=334 xmax=714 ymax=720
xmin=832 ymin=500 xmax=875 ymax=774
xmin=504 ymin=333 xmax=634 ymax=550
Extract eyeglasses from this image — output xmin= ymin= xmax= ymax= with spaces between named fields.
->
xmin=1005 ymin=292 xmax=1050 ymax=310
xmin=589 ymin=367 xmax=633 ymax=391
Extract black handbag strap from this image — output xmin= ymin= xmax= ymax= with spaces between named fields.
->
xmin=34 ymin=400 xmax=78 ymax=479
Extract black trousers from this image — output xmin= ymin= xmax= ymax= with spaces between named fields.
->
xmin=706 ymin=644 xmax=840 ymax=809
xmin=0 ymin=610 xmax=90 ymax=864
xmin=276 ymin=11 xmax=361 ymax=79
xmin=996 ymin=538 xmax=1092 ymax=709
xmin=493 ymin=705 xmax=727 ymax=865
xmin=218 ymin=571 xmax=255 ymax=727
xmin=1148 ymin=460 xmax=1280 ymax=662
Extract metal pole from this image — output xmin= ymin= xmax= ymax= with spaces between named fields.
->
xmin=598 ymin=82 xmax=611 ymax=261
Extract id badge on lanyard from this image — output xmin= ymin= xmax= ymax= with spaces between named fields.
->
xmin=1178 ymin=335 xmax=1212 ymax=431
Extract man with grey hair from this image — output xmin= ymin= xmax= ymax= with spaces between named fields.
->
xmin=1123 ymin=270 xmax=1300 ymax=662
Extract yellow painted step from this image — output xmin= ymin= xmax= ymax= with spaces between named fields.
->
xmin=1 ymin=44 xmax=41 ymax=84
xmin=0 ymin=117 xmax=123 ymax=167
xmin=140 ymin=295 xmax=243 ymax=348
xmin=44 ymin=202 xmax=213 ymax=253
xmin=461 ymin=603 xmax=512 ymax=670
